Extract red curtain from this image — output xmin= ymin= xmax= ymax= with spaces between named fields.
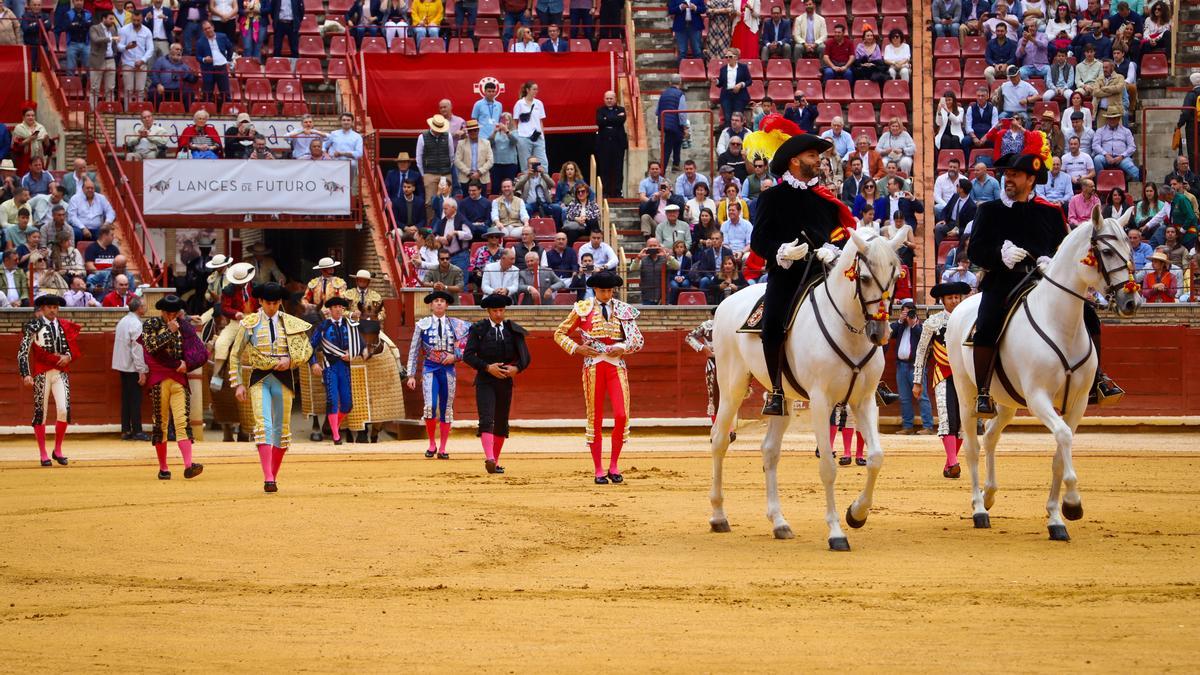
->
xmin=361 ymin=52 xmax=616 ymax=134
xmin=0 ymin=46 xmax=31 ymax=123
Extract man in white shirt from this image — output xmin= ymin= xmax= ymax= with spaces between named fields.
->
xmin=720 ymin=202 xmax=752 ymax=258
xmin=66 ymin=181 xmax=115 ymax=241
xmin=820 ymin=116 xmax=855 ymax=158
xmin=118 ymin=11 xmax=154 ymax=103
xmin=481 ymin=248 xmax=520 ymax=296
xmin=143 ymin=0 xmax=172 ymax=60
xmin=324 ymin=112 xmax=364 ymax=169
xmin=577 ymin=229 xmax=618 ymax=271
xmin=932 ymin=158 xmax=962 ymax=211
xmin=1060 ymin=137 xmax=1096 ymax=187
xmin=112 ymin=298 xmax=149 ymax=441
xmin=998 ymin=65 xmax=1039 ymax=118
xmin=124 ymin=108 xmax=169 ymax=161
xmin=940 ymin=258 xmax=978 ymax=290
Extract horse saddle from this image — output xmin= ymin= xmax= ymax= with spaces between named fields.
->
xmin=963 ymin=281 xmax=1037 ymax=347
xmin=737 ymin=276 xmax=823 ymax=334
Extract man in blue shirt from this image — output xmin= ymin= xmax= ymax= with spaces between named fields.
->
xmin=471 ymin=82 xmax=504 ymax=140
xmin=1035 ymin=161 xmax=1073 ymax=209
xmin=1127 ymin=228 xmax=1153 ymax=269
xmin=984 ymin=22 xmax=1017 ymax=84
xmin=458 ymin=180 xmax=493 ymax=239
xmin=969 ymin=162 xmax=1001 ymax=202
xmin=820 ymin=116 xmax=855 ymax=158
xmin=63 ymin=0 xmax=91 ymax=76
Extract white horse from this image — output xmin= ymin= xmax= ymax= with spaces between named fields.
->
xmin=946 ymin=206 xmax=1141 ymax=541
xmin=708 ymin=225 xmax=910 ymax=551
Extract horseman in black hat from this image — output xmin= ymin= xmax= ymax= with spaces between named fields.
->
xmin=967 ymin=153 xmax=1123 ymax=418
xmin=750 ymin=133 xmax=896 ymax=416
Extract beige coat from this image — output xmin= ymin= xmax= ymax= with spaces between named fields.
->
xmin=453 ymin=137 xmax=494 ymax=185
xmin=88 ymin=22 xmax=120 ymax=69
xmin=0 ymin=7 xmax=22 ymax=45
xmin=791 ymin=13 xmax=827 ymax=47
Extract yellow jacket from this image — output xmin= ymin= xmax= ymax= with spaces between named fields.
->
xmin=410 ymin=0 xmax=443 ymax=26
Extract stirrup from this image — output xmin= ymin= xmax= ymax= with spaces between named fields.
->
xmin=762 ymin=390 xmax=786 ymax=416
xmin=875 ymin=383 xmax=900 ymax=406
xmin=975 ymin=391 xmax=997 ymax=419
xmin=1091 ymin=377 xmax=1125 ymax=407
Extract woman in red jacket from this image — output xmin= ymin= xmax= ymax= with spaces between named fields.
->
xmin=1141 ymin=250 xmax=1178 ymax=303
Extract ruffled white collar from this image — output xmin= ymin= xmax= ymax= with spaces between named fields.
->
xmin=783 ymin=172 xmax=820 ymax=189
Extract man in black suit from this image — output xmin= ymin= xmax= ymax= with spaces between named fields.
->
xmin=873 ymin=175 xmax=924 ymax=232
xmin=268 ymin=0 xmax=304 ymax=58
xmin=692 ymin=230 xmax=732 ymax=302
xmin=890 ymin=303 xmax=934 ymax=435
xmin=463 ymin=293 xmax=530 ymax=474
xmin=541 ymin=23 xmax=569 ymax=52
xmin=594 ymin=90 xmax=627 ymax=198
xmin=759 ymin=5 xmax=793 ymax=62
xmin=934 ymin=177 xmax=976 ymax=253
xmin=839 ymin=156 xmax=870 ymax=206
xmin=714 ymin=48 xmax=752 ymax=129
xmin=392 ymin=178 xmax=426 ymax=229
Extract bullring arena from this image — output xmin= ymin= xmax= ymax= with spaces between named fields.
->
xmin=3 ymin=0 xmax=1200 ymax=668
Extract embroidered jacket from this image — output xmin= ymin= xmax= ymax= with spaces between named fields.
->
xmin=345 ymin=286 xmax=386 ymax=321
xmin=553 ymin=298 xmax=644 ymax=368
xmin=406 ymin=314 xmax=470 ymax=374
xmin=228 ymin=310 xmax=313 ymax=388
xmin=302 ymin=274 xmax=347 ymax=307
xmin=685 ymin=318 xmax=714 ymax=356
xmin=912 ymin=310 xmax=952 ymax=388
xmin=18 ymin=316 xmax=82 ymax=377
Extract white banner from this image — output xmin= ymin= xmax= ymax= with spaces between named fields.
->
xmin=142 ymin=160 xmax=352 ymax=215
xmin=116 ymin=116 xmax=308 ymax=152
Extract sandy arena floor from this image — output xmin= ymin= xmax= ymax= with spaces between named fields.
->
xmin=0 ymin=426 xmax=1197 ymax=672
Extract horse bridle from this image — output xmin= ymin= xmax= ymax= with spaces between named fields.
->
xmin=1039 ymin=230 xmax=1137 ymax=304
xmin=823 ymin=251 xmax=898 ymax=335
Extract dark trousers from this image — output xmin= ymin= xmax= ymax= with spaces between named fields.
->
xmin=761 ymin=264 xmax=816 ymax=388
xmin=119 ymin=370 xmax=142 ymax=434
xmin=569 ymin=7 xmax=593 ymax=39
xmin=455 ymin=3 xmax=476 ymax=35
xmin=201 ymin=72 xmax=231 ymax=104
xmin=273 ymin=21 xmax=298 ymax=56
xmin=596 ymin=141 xmax=625 ymax=197
xmin=976 ymin=285 xmax=1102 ymax=347
xmin=597 ymin=0 xmax=621 ymax=38
xmin=661 ymin=128 xmax=683 ymax=168
xmin=475 ymin=374 xmax=514 ymax=438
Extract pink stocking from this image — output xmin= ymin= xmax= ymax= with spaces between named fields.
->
xmin=956 ymin=435 xmax=964 ymax=452
xmin=424 ymin=418 xmax=438 ymax=450
xmin=53 ymin=421 xmax=68 ymax=456
xmin=942 ymin=435 xmax=959 ymax=468
xmin=827 ymin=425 xmax=837 ymax=455
xmin=438 ymin=422 xmax=451 ymax=453
xmin=328 ymin=413 xmax=341 ymax=441
xmin=272 ymin=446 xmax=286 ymax=478
xmin=840 ymin=427 xmax=854 ymax=455
xmin=179 ymin=439 xmax=194 ymax=467
xmin=589 ymin=441 xmax=603 ymax=477
xmin=855 ymin=432 xmax=865 ymax=459
xmin=257 ymin=444 xmax=275 ymax=482
xmin=34 ymin=425 xmax=47 ymax=461
xmin=155 ymin=443 xmax=169 ymax=471
xmin=480 ymin=432 xmax=495 ymax=461
xmin=494 ymin=436 xmax=505 ymax=462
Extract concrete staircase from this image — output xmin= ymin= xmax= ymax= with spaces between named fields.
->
xmin=1134 ymin=4 xmax=1199 ymax=186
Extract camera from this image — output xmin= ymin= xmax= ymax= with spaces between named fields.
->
xmin=647 ymin=247 xmax=659 ymax=255
xmin=906 ymin=309 xmax=917 ymax=320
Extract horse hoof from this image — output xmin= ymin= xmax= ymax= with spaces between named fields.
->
xmin=972 ymin=512 xmax=991 ymax=529
xmin=1062 ymin=501 xmax=1083 ymax=521
xmin=773 ymin=525 xmax=794 ymax=539
xmin=828 ymin=537 xmax=851 ymax=552
xmin=845 ymin=506 xmax=867 ymax=529
xmin=983 ymin=494 xmax=996 ymax=510
xmin=1048 ymin=524 xmax=1070 ymax=541
xmin=710 ymin=520 xmax=731 ymax=533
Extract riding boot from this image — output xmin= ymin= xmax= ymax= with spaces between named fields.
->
xmin=875 ymin=382 xmax=900 ymax=406
xmin=1087 ymin=333 xmax=1125 ymax=406
xmin=761 ymin=335 xmax=786 ymax=416
xmin=973 ymin=345 xmax=998 ymax=419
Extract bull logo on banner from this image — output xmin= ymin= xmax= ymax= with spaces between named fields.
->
xmin=473 ymin=76 xmax=506 ymax=97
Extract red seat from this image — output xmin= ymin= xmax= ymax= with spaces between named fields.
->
xmin=937 ymin=149 xmax=965 ymax=171
xmin=419 ymin=37 xmax=445 ymax=53
xmin=598 ymin=38 xmax=623 ymax=52
xmin=853 ymin=80 xmax=880 ymax=101
xmin=297 ymin=35 xmax=326 ymax=57
xmin=827 ymin=15 xmax=847 ymax=34
xmin=879 ymin=16 xmax=906 ymax=36
xmin=244 ymin=77 xmax=273 ymax=102
xmin=708 ymin=83 xmax=721 ymax=103
xmin=963 ymin=58 xmax=987 ymax=78
xmin=880 ymin=0 xmax=906 ymax=15
xmin=569 ymin=38 xmax=592 ymax=52
xmin=849 ymin=0 xmax=877 ymax=17
xmin=821 ymin=0 xmax=846 ymax=15
xmin=458 ymin=292 xmax=476 ymax=306
xmin=251 ymin=101 xmax=278 ymax=116
xmin=679 ymin=58 xmax=706 ymax=81
xmin=95 ymin=101 xmax=120 ymax=113
xmin=157 ymin=101 xmax=185 ymax=114
xmin=553 ymin=293 xmax=577 ymax=305
xmin=327 ymin=34 xmax=350 ymax=57
xmin=739 ymin=59 xmax=763 ymax=79
xmin=765 ymin=58 xmax=792 ymax=80
xmin=295 ymin=57 xmax=324 ymax=82
xmin=477 ymin=38 xmax=504 ymax=52
xmin=235 ymin=59 xmax=264 ymax=79
xmin=1096 ymin=169 xmax=1126 ymax=194
xmin=795 ymin=58 xmax=821 ymax=79
xmin=448 ymin=37 xmax=476 ymax=52
xmin=767 ymin=80 xmax=794 ymax=101
xmin=961 ymin=35 xmax=985 ymax=57
xmin=677 ymin=291 xmax=708 ymax=306
xmin=476 ymin=17 xmax=499 ymax=37
xmin=282 ymin=101 xmax=310 ymax=116
xmin=851 ymin=126 xmax=877 ymax=144
xmin=228 ymin=78 xmax=242 ymax=102
xmin=934 ymin=58 xmax=961 ymax=79
xmin=934 ymin=79 xmax=961 ymax=99
xmin=264 ymin=57 xmax=293 ymax=79
xmin=275 ymin=78 xmax=303 ymax=101
xmin=936 ymin=239 xmax=957 ymax=266
xmin=823 ymin=78 xmax=852 ymax=102
xmin=934 ymin=37 xmax=960 ymax=57
xmin=879 ymin=101 xmax=906 ymax=120
xmin=746 ymin=80 xmax=765 ymax=101
xmin=962 ymin=78 xmax=988 ymax=97
xmin=1032 ymin=100 xmax=1060 ymax=121
xmin=762 ymin=0 xmax=785 ymax=14
xmin=359 ymin=36 xmax=387 ymax=53
xmin=478 ymin=0 xmax=500 ymax=14
xmin=1140 ymin=52 xmax=1168 ymax=79
xmin=882 ymin=79 xmax=909 ymax=101
xmin=530 ymin=217 xmax=556 ymax=237
xmin=816 ymin=102 xmax=842 ymax=124
xmin=327 ymin=0 xmax=353 ymax=12
xmin=794 ymin=79 xmax=823 ymax=102
xmin=125 ymin=101 xmax=154 ymax=114
xmin=189 ymin=101 xmax=217 ymax=115
xmin=707 ymin=58 xmax=724 ymax=80
xmin=221 ymin=102 xmax=244 ymax=115
xmin=967 ymin=148 xmax=991 ymax=168
xmin=326 ymin=58 xmax=348 ymax=78
xmin=390 ymin=37 xmax=416 ymax=53
xmin=299 ymin=14 xmax=319 ymax=35
xmin=846 ymin=102 xmax=875 ymax=126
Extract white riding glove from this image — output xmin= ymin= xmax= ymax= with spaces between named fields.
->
xmin=1035 ymin=255 xmax=1052 ymax=272
xmin=814 ymin=243 xmax=841 ymax=265
xmin=775 ymin=239 xmax=809 ymax=269
xmin=1001 ymin=240 xmax=1028 ymax=269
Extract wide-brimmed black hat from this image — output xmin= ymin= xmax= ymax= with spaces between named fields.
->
xmin=34 ymin=294 xmax=66 ymax=307
xmin=930 ymin=281 xmax=971 ymax=299
xmin=424 ymin=290 xmax=455 ymax=304
xmin=769 ymin=133 xmax=833 ymax=177
xmin=586 ymin=271 xmax=624 ymax=289
xmin=155 ymin=294 xmax=186 ymax=312
xmin=253 ymin=282 xmax=287 ymax=302
xmin=325 ymin=296 xmax=350 ymax=309
xmin=480 ymin=294 xmax=513 ymax=309
xmin=994 ymin=153 xmax=1049 ymax=182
